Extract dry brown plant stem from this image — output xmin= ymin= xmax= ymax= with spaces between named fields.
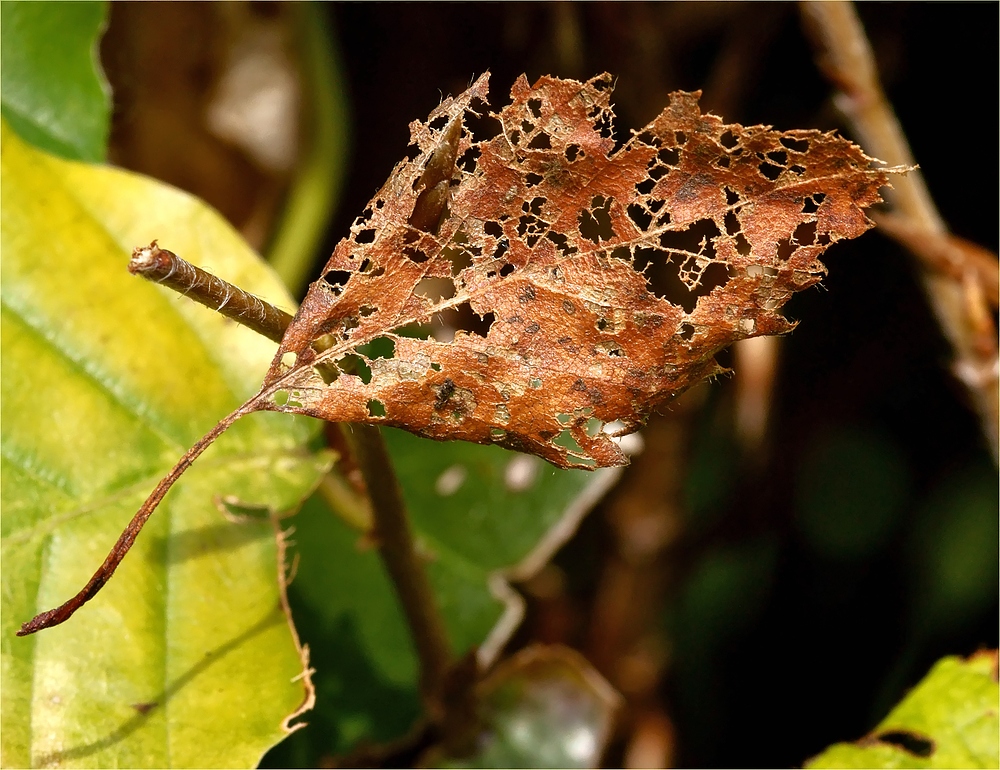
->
xmin=801 ymin=0 xmax=1000 ymax=461
xmin=33 ymin=245 xmax=457 ymax=717
xmin=129 ymin=242 xmax=296 ymax=343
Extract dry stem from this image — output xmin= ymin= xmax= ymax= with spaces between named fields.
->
xmin=129 ymin=242 xmax=295 ymax=344
xmin=800 ymin=0 xmax=999 ymax=461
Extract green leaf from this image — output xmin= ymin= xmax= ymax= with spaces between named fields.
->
xmin=806 ymin=652 xmax=1000 ymax=769
xmin=265 ymin=430 xmax=621 ymax=763
xmin=1 ymin=1 xmax=111 ymax=162
xmin=1 ymin=122 xmax=331 ymax=768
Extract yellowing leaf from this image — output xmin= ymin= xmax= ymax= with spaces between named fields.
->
xmin=1 ymin=122 xmax=331 ymax=768
xmin=807 ymin=651 xmax=1000 ymax=769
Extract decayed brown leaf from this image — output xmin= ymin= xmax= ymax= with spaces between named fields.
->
xmin=259 ymin=72 xmax=888 ymax=468
xmin=19 ymin=72 xmax=890 ymax=635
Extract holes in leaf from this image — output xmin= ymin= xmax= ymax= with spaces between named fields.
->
xmin=428 ymin=115 xmax=449 ymax=131
xmin=593 ymin=111 xmax=615 ymax=140
xmin=793 ymin=220 xmax=817 ymax=245
xmin=648 ymin=165 xmax=670 ymax=181
xmin=554 ymin=430 xmax=597 ymax=467
xmin=430 ymin=362 xmax=442 ymax=372
xmin=529 ymin=377 xmax=542 ymax=389
xmin=359 ymin=305 xmax=377 ymax=317
xmin=776 ymin=236 xmax=796 ymax=261
xmin=724 ymin=210 xmax=741 ymax=236
xmin=766 ymin=150 xmax=787 ymax=165
xmin=469 ymin=311 xmax=495 ymax=338
xmin=457 ymin=146 xmax=480 ymax=174
xmin=484 ymin=220 xmax=504 ymax=238
xmin=733 ymin=230 xmax=752 ymax=256
xmin=403 ymin=247 xmax=429 ymax=263
xmin=639 ymin=220 xmax=729 ymax=312
xmin=490 ymin=428 xmax=506 ymax=439
xmin=716 ymin=155 xmax=730 ymax=169
xmin=355 ymin=228 xmax=376 ymax=244
xmin=636 ymin=178 xmax=656 ymax=195
xmin=578 ymin=195 xmax=615 ymax=243
xmin=724 ymin=186 xmax=741 ymax=205
xmin=527 ymin=97 xmax=543 ymax=118
xmin=355 ymin=336 xmax=396 ymax=361
xmin=521 ymin=119 xmax=534 ymax=134
xmin=492 ymin=238 xmax=509 ymax=260
xmin=525 ymin=172 xmax=544 ymax=187
xmin=675 ymin=131 xmax=687 ymax=144
xmin=789 ymin=164 xmax=805 ymax=175
xmin=366 ymin=399 xmax=386 ymax=418
xmin=874 ymin=731 xmax=934 ymax=758
xmin=523 ymin=196 xmax=546 ymax=216
xmin=628 ymin=203 xmax=653 ymax=232
xmin=510 ymin=130 xmax=521 ymax=146
xmin=281 ymin=351 xmax=297 ymax=368
xmin=596 ymin=317 xmax=610 ymax=332
xmin=546 ymin=230 xmax=577 ymax=257
xmin=780 ymin=136 xmax=810 ymax=153
xmin=340 ymin=354 xmax=372 ymax=384
xmin=758 ymin=161 xmax=783 ymax=181
xmin=414 ymin=277 xmax=456 ymax=303
xmin=565 ymin=144 xmax=582 ymax=162
xmin=658 ymin=147 xmax=680 ymax=165
xmin=678 ymin=322 xmax=695 ymax=341
xmin=499 ymin=263 xmax=515 ymax=278
xmin=324 ymin=270 xmax=351 ymax=295
xmin=636 ymin=131 xmax=660 ymax=147
xmin=358 ymin=258 xmax=372 ymax=273
xmin=610 ymin=246 xmax=631 ymax=261
xmin=445 ymin=244 xmax=475 ymax=276
xmin=528 ymin=132 xmax=552 ymax=150
xmin=720 ymin=129 xmax=739 ymax=149
xmin=801 ymin=192 xmax=826 ymax=214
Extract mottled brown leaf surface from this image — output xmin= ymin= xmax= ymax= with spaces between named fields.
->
xmin=261 ymin=73 xmax=888 ymax=469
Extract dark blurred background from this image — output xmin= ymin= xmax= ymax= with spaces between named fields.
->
xmin=101 ymin=3 xmax=998 ymax=767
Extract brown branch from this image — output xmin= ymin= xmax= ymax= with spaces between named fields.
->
xmin=800 ymin=0 xmax=999 ymax=462
xmin=129 ymin=242 xmax=294 ymax=344
xmin=342 ymin=424 xmax=455 ymax=720
xmin=130 ymin=244 xmax=457 ymax=715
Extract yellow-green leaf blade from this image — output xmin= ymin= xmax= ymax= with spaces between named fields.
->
xmin=1 ymin=122 xmax=330 ymax=768
xmin=807 ymin=652 xmax=1000 ymax=769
